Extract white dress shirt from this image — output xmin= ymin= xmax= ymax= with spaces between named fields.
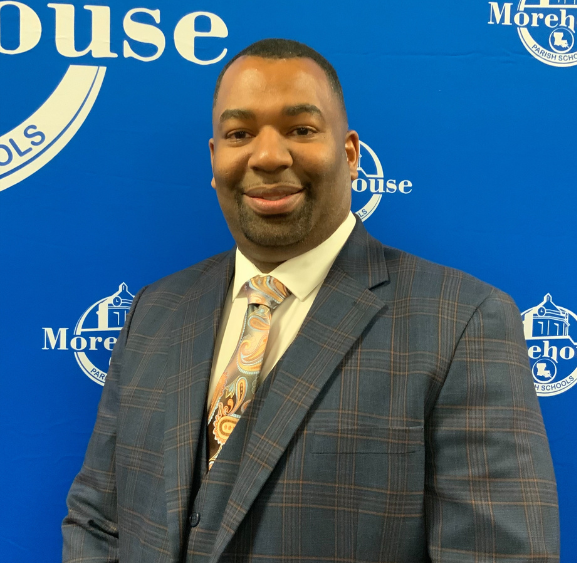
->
xmin=206 ymin=212 xmax=357 ymax=407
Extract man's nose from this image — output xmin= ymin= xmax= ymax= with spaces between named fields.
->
xmin=248 ymin=127 xmax=293 ymax=173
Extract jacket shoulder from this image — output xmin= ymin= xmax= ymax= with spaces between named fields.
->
xmin=144 ymin=250 xmax=233 ymax=298
xmin=381 ymin=244 xmax=514 ymax=310
xmin=126 ymin=250 xmax=233 ymax=329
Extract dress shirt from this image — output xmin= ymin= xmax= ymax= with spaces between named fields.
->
xmin=207 ymin=211 xmax=357 ymax=407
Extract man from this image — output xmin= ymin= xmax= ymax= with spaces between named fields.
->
xmin=63 ymin=39 xmax=559 ymax=562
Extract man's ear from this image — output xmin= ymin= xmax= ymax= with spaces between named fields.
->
xmin=209 ymin=138 xmax=216 ymax=189
xmin=345 ymin=130 xmax=360 ymax=181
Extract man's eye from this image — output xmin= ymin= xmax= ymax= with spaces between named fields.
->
xmin=293 ymin=127 xmax=313 ymax=136
xmin=229 ymin=131 xmax=249 ymax=140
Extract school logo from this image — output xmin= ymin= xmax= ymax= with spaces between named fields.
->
xmin=0 ymin=2 xmax=229 ymax=192
xmin=42 ymin=283 xmax=134 ymax=385
xmin=521 ymin=293 xmax=577 ymax=396
xmin=352 ymin=140 xmax=413 ymax=222
xmin=0 ymin=65 xmax=106 ymax=192
xmin=488 ymin=1 xmax=577 ymax=67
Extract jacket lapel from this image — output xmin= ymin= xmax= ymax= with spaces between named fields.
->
xmin=164 ymin=251 xmax=234 ymax=560
xmin=211 ymin=220 xmax=390 ymax=562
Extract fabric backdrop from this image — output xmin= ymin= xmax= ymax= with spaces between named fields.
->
xmin=1 ymin=1 xmax=575 ymax=560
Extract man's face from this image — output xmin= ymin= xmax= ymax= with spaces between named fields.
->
xmin=210 ymin=56 xmax=359 ymax=269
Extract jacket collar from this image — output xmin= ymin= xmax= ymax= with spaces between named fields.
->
xmin=163 ymin=250 xmax=235 ymax=560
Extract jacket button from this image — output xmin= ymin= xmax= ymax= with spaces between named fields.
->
xmin=189 ymin=512 xmax=201 ymax=527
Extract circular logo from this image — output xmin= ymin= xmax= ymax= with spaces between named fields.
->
xmin=522 ymin=293 xmax=577 ymax=397
xmin=72 ymin=283 xmax=134 ymax=385
xmin=352 ymin=141 xmax=384 ymax=222
xmin=0 ymin=65 xmax=106 ymax=193
xmin=517 ymin=1 xmax=577 ymax=68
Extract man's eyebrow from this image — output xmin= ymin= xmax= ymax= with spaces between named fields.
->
xmin=219 ymin=104 xmax=323 ymax=123
xmin=283 ymin=104 xmax=323 ymax=117
xmin=219 ymin=108 xmax=256 ymax=123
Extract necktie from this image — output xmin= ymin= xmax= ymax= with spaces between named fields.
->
xmin=207 ymin=275 xmax=290 ymax=469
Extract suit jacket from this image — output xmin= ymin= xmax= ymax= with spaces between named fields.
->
xmin=63 ymin=219 xmax=559 ymax=562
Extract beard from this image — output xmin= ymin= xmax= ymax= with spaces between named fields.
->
xmin=235 ymin=186 xmax=314 ymax=247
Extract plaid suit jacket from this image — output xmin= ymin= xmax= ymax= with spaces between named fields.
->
xmin=63 ymin=219 xmax=559 ymax=562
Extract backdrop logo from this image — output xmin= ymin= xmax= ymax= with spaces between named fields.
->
xmin=42 ymin=283 xmax=134 ymax=385
xmin=0 ymin=2 xmax=229 ymax=191
xmin=489 ymin=1 xmax=577 ymax=67
xmin=0 ymin=65 xmax=105 ymax=192
xmin=353 ymin=140 xmax=413 ymax=222
xmin=0 ymin=3 xmax=228 ymax=64
xmin=522 ymin=294 xmax=577 ymax=396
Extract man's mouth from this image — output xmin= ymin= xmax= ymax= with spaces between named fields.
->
xmin=242 ymin=185 xmax=305 ymax=215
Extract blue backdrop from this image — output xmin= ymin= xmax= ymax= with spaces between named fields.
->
xmin=1 ymin=1 xmax=576 ymax=560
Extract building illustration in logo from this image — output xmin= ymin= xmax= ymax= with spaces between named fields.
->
xmin=352 ymin=140 xmax=413 ymax=222
xmin=42 ymin=283 xmax=134 ymax=385
xmin=522 ymin=294 xmax=577 ymax=396
xmin=96 ymin=283 xmax=134 ymax=330
xmin=528 ymin=1 xmax=577 ymax=5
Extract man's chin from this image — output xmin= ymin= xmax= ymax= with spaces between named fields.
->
xmin=238 ymin=206 xmax=313 ymax=248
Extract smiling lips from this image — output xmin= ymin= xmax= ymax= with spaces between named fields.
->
xmin=243 ymin=185 xmax=304 ymax=215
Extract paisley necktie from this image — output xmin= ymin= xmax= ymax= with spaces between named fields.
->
xmin=207 ymin=275 xmax=290 ymax=469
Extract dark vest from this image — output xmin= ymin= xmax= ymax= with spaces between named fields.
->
xmin=185 ymin=365 xmax=279 ymax=562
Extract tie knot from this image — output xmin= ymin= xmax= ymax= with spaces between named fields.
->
xmin=243 ymin=275 xmax=290 ymax=311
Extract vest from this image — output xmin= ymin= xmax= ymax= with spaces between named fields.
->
xmin=184 ymin=364 xmax=280 ymax=562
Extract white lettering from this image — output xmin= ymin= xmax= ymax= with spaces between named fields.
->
xmin=560 ymin=9 xmax=575 ymax=33
xmin=1 ymin=5 xmax=230 ymax=64
xmin=386 ymin=180 xmax=397 ymax=193
xmin=488 ymin=2 xmax=512 ymax=25
xmin=173 ymin=11 xmax=227 ymax=65
xmin=528 ymin=345 xmax=541 ymax=359
xmin=531 ymin=12 xmax=544 ymax=27
xmin=369 ymin=179 xmax=384 ymax=193
xmin=104 ymin=336 xmax=117 ymax=351
xmin=47 ymin=3 xmax=118 ymax=58
xmin=0 ymin=1 xmax=41 ymax=54
xmin=123 ymin=8 xmax=165 ymax=62
xmin=532 ymin=43 xmax=557 ymax=59
xmin=545 ymin=14 xmax=558 ymax=28
xmin=399 ymin=180 xmax=413 ymax=194
xmin=70 ymin=335 xmax=87 ymax=351
xmin=88 ymin=335 xmax=103 ymax=350
xmin=42 ymin=327 xmax=68 ymax=350
xmin=560 ymin=346 xmax=575 ymax=361
xmin=543 ymin=340 xmax=558 ymax=362
xmin=352 ymin=178 xmax=367 ymax=192
xmin=514 ymin=11 xmax=530 ymax=27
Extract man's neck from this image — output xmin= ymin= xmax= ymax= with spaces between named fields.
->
xmin=237 ymin=211 xmax=353 ymax=274
xmin=247 ymin=259 xmax=281 ymax=274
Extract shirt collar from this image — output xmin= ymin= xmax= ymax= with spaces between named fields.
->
xmin=232 ymin=212 xmax=357 ymax=302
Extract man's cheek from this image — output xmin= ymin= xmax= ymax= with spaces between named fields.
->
xmin=296 ymin=150 xmax=337 ymax=177
xmin=215 ymin=160 xmax=247 ymax=185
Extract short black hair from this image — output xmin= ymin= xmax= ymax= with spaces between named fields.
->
xmin=212 ymin=38 xmax=347 ymax=116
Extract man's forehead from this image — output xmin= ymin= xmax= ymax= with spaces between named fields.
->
xmin=214 ymin=56 xmax=334 ymax=112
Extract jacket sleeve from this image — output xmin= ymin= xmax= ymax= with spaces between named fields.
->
xmin=62 ymin=287 xmax=147 ymax=563
xmin=425 ymin=289 xmax=560 ymax=562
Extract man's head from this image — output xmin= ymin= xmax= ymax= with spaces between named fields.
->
xmin=213 ymin=39 xmax=347 ymax=117
xmin=209 ymin=39 xmax=360 ymax=272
